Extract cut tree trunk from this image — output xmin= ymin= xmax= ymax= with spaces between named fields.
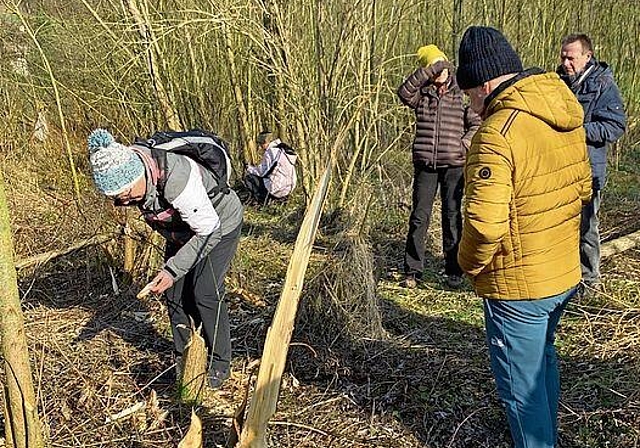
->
xmin=177 ymin=409 xmax=203 ymax=448
xmin=601 ymin=229 xmax=640 ymax=260
xmin=0 ymin=170 xmax=45 ymax=448
xmin=179 ymin=324 xmax=207 ymax=405
xmin=238 ymin=163 xmax=332 ymax=447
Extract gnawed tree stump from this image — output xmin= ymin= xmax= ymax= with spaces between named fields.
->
xmin=178 ymin=409 xmax=203 ymax=448
xmin=179 ymin=324 xmax=207 ymax=405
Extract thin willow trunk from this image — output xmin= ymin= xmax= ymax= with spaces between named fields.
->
xmin=14 ymin=8 xmax=80 ymax=202
xmin=267 ymin=0 xmax=313 ymax=192
xmin=0 ymin=170 xmax=45 ymax=448
xmin=294 ymin=117 xmax=312 ymax=197
xmin=338 ymin=1 xmax=372 ymax=208
xmin=123 ymin=213 xmax=136 ymax=276
xmin=451 ymin=0 xmax=463 ymax=63
xmin=123 ymin=0 xmax=181 ymax=278
xmin=185 ymin=26 xmax=206 ymax=126
xmin=262 ymin=0 xmax=285 ymax=139
xmin=124 ymin=0 xmax=181 ymax=130
xmin=222 ymin=23 xmax=257 ymax=165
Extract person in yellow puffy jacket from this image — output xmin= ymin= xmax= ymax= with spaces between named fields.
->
xmin=456 ymin=27 xmax=592 ymax=448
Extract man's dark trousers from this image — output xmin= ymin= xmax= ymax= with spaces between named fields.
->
xmin=404 ymin=163 xmax=464 ymax=278
xmin=581 ymin=189 xmax=602 ymax=284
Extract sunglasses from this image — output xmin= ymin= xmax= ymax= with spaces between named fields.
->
xmin=109 ymin=186 xmax=139 ymax=206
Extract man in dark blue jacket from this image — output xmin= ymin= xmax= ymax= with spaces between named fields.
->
xmin=558 ymin=34 xmax=626 ymax=292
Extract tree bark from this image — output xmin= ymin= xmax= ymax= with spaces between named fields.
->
xmin=222 ymin=23 xmax=257 ymax=165
xmin=238 ymin=164 xmax=331 ymax=447
xmin=0 ymin=171 xmax=45 ymax=448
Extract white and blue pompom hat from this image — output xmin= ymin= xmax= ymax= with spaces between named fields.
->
xmin=88 ymin=129 xmax=145 ymax=196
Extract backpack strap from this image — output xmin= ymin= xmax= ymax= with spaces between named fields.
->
xmin=261 ymin=142 xmax=297 ymax=179
xmin=149 ymin=147 xmax=170 ymax=206
xmin=261 ymin=149 xmax=282 ymax=179
xmin=276 ymin=142 xmax=296 ymax=166
xmin=159 ymin=131 xmax=231 ymax=195
xmin=277 ymin=141 xmax=296 ymax=155
xmin=150 ymin=146 xmax=228 ymax=209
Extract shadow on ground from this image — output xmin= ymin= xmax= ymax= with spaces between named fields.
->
xmin=286 ymin=288 xmax=640 ymax=447
xmin=9 ymin=215 xmax=640 ymax=447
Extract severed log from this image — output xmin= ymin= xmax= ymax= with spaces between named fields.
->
xmin=238 ymin=163 xmax=332 ymax=448
xmin=14 ymin=230 xmax=122 ymax=270
xmin=178 ymin=409 xmax=203 ymax=448
xmin=0 ymin=170 xmax=46 ymax=447
xmin=601 ymin=229 xmax=640 ymax=260
xmin=179 ymin=323 xmax=207 ymax=405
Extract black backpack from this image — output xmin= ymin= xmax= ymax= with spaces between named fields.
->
xmin=135 ymin=129 xmax=232 ymax=197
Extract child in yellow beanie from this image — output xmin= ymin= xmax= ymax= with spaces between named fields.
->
xmin=416 ymin=44 xmax=450 ymax=84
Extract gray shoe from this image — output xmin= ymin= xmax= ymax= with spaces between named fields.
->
xmin=578 ymin=280 xmax=602 ymax=300
xmin=208 ymin=360 xmax=230 ymax=389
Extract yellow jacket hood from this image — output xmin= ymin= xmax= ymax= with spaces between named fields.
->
xmin=486 ymin=71 xmax=584 ymax=133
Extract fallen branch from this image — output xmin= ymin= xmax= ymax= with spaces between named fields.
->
xmin=105 ymin=401 xmax=145 ymax=424
xmin=269 ymin=421 xmax=329 ymax=437
xmin=15 ymin=230 xmax=121 ymax=270
xmin=601 ymin=229 xmax=640 ymax=260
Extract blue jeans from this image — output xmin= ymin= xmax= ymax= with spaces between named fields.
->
xmin=483 ymin=287 xmax=576 ymax=448
xmin=580 ymin=189 xmax=601 ymax=284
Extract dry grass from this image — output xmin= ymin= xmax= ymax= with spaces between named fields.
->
xmin=301 ymin=231 xmax=386 ymax=343
xmin=2 ymin=136 xmax=116 ymax=259
xmin=1 ymin=135 xmax=640 ymax=447
xmin=2 ymin=189 xmax=637 ymax=447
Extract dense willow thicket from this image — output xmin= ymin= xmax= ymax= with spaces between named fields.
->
xmin=1 ymin=0 xmax=638 ymax=206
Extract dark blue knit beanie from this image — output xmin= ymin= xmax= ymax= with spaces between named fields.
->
xmin=456 ymin=26 xmax=523 ymax=90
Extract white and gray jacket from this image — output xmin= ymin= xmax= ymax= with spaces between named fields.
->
xmin=138 ymin=151 xmax=243 ymax=280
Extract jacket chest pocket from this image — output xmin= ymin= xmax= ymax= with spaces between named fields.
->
xmin=577 ymin=91 xmax=597 ymax=119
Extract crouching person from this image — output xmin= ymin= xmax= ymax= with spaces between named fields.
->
xmin=87 ymin=128 xmax=243 ymax=389
xmin=243 ymin=131 xmax=297 ymax=205
xmin=456 ymin=27 xmax=592 ymax=447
